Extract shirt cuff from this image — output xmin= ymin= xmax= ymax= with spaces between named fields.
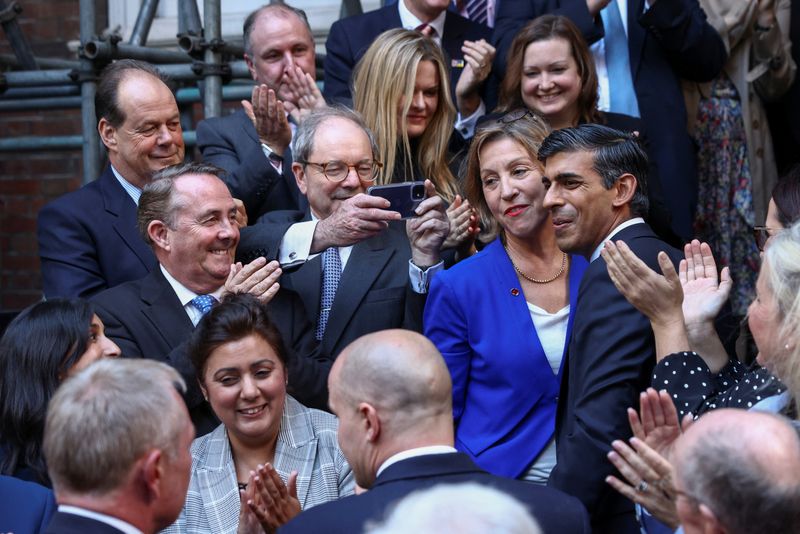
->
xmin=408 ymin=260 xmax=444 ymax=294
xmin=260 ymin=142 xmax=284 ymax=173
xmin=279 ymin=220 xmax=317 ymax=267
xmin=455 ymin=100 xmax=486 ymax=140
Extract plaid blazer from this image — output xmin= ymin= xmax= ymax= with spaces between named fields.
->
xmin=161 ymin=396 xmax=354 ymax=533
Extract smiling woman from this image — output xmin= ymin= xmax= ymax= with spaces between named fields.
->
xmin=162 ymin=293 xmax=353 ymax=534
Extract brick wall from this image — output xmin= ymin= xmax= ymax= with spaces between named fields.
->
xmin=0 ymin=1 xmax=106 ymax=311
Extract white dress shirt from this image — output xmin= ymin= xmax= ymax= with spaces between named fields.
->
xmin=160 ymin=265 xmax=226 ymax=326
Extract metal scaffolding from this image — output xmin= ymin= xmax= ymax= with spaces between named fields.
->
xmin=0 ymin=0 xmax=365 ymax=184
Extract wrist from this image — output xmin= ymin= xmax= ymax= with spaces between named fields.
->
xmin=411 ymin=251 xmax=439 ymax=269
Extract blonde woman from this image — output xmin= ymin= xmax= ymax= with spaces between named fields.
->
xmin=353 ymin=29 xmax=478 ymax=251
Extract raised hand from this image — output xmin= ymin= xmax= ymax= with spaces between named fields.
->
xmin=311 ymin=194 xmax=400 ymax=252
xmin=282 ymin=66 xmax=326 ymax=123
xmin=241 ymin=85 xmax=292 ymax=155
xmin=442 ymin=195 xmax=478 ymax=251
xmin=455 ymin=39 xmax=495 ymax=117
xmin=406 ymin=180 xmax=450 ymax=267
xmin=247 ymin=463 xmax=301 ymax=533
xmin=680 ymin=240 xmax=732 ymax=327
xmin=224 ymin=257 xmax=282 ymax=304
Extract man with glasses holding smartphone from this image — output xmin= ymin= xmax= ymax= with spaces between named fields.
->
xmin=239 ymin=107 xmax=450 ymax=359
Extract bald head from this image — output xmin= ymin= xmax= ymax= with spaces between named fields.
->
xmin=674 ymin=409 xmax=800 ymax=534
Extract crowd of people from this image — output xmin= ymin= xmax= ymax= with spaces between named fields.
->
xmin=2 ymin=1 xmax=800 ymax=533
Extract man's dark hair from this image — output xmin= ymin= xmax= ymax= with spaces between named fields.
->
xmin=539 ymin=123 xmax=650 ymax=217
xmin=95 ymin=59 xmax=167 ymax=127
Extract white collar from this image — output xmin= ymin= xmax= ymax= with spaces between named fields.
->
xmin=376 ymin=445 xmax=458 ymax=477
xmin=58 ymin=505 xmax=144 ymax=534
xmin=159 ymin=264 xmax=225 ymax=306
xmin=590 ymin=217 xmax=645 ymax=262
xmin=398 ymin=0 xmax=447 ymax=39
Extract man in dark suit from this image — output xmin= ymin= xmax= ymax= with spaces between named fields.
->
xmin=238 ymin=106 xmax=450 ymax=358
xmin=494 ymin=0 xmax=727 ymax=240
xmin=42 ymin=359 xmax=194 ymax=534
xmin=324 ymin=0 xmax=495 ymax=117
xmin=0 ymin=475 xmax=56 ymax=533
xmin=38 ymin=60 xmax=185 ymax=299
xmin=281 ymin=329 xmax=591 ymax=534
xmin=92 ymin=163 xmax=331 ymax=434
xmin=196 ymin=4 xmax=318 ymax=220
xmin=539 ymin=124 xmax=682 ymax=533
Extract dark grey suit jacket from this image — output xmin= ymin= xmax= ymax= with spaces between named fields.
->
xmin=44 ymin=511 xmax=126 ymax=534
xmin=196 ymin=109 xmax=303 ymax=220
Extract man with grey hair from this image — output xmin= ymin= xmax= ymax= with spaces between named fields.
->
xmin=197 ymin=3 xmax=321 ymax=219
xmin=239 ymin=106 xmax=450 ymax=358
xmin=671 ymin=409 xmax=800 ymax=534
xmin=92 ymin=162 xmax=331 ymax=435
xmin=42 ymin=359 xmax=194 ymax=534
xmin=282 ymin=329 xmax=591 ymax=534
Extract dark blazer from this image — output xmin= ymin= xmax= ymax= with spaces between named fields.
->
xmin=43 ymin=511 xmax=126 ymax=534
xmin=493 ymin=0 xmax=727 ymax=239
xmin=323 ymin=4 xmax=493 ymax=107
xmin=0 ymin=475 xmax=55 ymax=534
xmin=37 ymin=166 xmax=156 ymax=299
xmin=548 ymin=222 xmax=682 ymax=534
xmin=424 ymin=238 xmax=588 ymax=478
xmin=240 ymin=212 xmax=425 ymax=358
xmin=280 ymin=452 xmax=591 ymax=534
xmin=91 ymin=266 xmax=332 ymax=433
xmin=196 ymin=109 xmax=303 ymax=220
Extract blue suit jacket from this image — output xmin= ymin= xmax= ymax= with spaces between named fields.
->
xmin=492 ymin=0 xmax=727 ymax=239
xmin=280 ymin=452 xmax=591 ymax=534
xmin=323 ymin=4 xmax=493 ymax=107
xmin=424 ymin=238 xmax=587 ymax=478
xmin=37 ymin=167 xmax=156 ymax=299
xmin=0 ymin=475 xmax=56 ymax=534
xmin=548 ymin=223 xmax=682 ymax=534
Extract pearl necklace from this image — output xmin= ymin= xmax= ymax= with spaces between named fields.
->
xmin=505 ymin=247 xmax=567 ymax=284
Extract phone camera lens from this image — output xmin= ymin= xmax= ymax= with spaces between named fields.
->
xmin=412 ymin=185 xmax=425 ymax=199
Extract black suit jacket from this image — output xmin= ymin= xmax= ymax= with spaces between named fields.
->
xmin=91 ymin=267 xmax=331 ymax=434
xmin=493 ymin=0 xmax=726 ymax=239
xmin=44 ymin=511 xmax=126 ymax=534
xmin=548 ymin=223 xmax=682 ymax=534
xmin=239 ymin=213 xmax=425 ymax=358
xmin=37 ymin=166 xmax=156 ymax=299
xmin=196 ymin=109 xmax=303 ymax=220
xmin=323 ymin=5 xmax=493 ymax=107
xmin=280 ymin=452 xmax=591 ymax=534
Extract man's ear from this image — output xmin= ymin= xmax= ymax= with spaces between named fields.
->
xmin=98 ymin=118 xmax=118 ymax=153
xmin=611 ymin=173 xmax=638 ymax=208
xmin=358 ymin=402 xmax=380 ymax=444
xmin=148 ymin=220 xmax=171 ymax=252
xmin=244 ymin=54 xmax=257 ymax=82
xmin=141 ymin=449 xmax=163 ymax=501
xmin=293 ymin=162 xmax=308 ymax=196
xmin=697 ymin=503 xmax=725 ymax=534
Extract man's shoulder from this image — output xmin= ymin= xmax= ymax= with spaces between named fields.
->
xmin=332 ymin=4 xmax=395 ymax=32
xmin=91 ymin=272 xmax=150 ymax=307
xmin=197 ymin=109 xmax=247 ymax=133
xmin=40 ymin=174 xmax=108 ymax=219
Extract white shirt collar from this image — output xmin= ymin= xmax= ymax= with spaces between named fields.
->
xmin=58 ymin=505 xmax=143 ymax=534
xmin=590 ymin=217 xmax=645 ymax=262
xmin=376 ymin=445 xmax=458 ymax=478
xmin=398 ymin=0 xmax=447 ymax=41
xmin=110 ymin=165 xmax=143 ymax=206
xmin=159 ymin=264 xmax=226 ymax=326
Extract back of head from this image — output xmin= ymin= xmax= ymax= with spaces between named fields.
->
xmin=332 ymin=330 xmax=452 ymax=440
xmin=499 ymin=14 xmax=599 ymax=123
xmin=95 ymin=59 xmax=167 ymax=127
xmin=675 ymin=409 xmax=800 ymax=534
xmin=352 ymin=29 xmax=457 ymax=198
xmin=539 ymin=123 xmax=649 ymax=217
xmin=0 ymin=299 xmax=93 ymax=482
xmin=43 ymin=358 xmax=186 ymax=496
xmin=366 ymin=482 xmax=542 ymax=534
xmin=772 ymin=165 xmax=800 ymax=227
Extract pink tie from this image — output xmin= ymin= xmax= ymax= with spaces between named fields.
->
xmin=415 ymin=23 xmax=436 ymax=38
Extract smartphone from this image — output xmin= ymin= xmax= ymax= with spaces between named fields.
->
xmin=366 ymin=181 xmax=427 ymax=219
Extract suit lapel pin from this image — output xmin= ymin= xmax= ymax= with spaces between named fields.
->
xmin=451 ymin=59 xmax=465 ymax=68
xmin=510 ymin=288 xmax=519 ymax=296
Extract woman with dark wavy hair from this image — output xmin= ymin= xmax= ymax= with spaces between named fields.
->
xmin=0 ymin=299 xmax=120 ymax=486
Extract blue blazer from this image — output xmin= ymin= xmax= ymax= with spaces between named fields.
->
xmin=0 ymin=475 xmax=56 ymax=534
xmin=424 ymin=238 xmax=587 ymax=478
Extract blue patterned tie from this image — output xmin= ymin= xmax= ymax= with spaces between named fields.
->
xmin=601 ymin=0 xmax=640 ymax=117
xmin=191 ymin=294 xmax=216 ymax=316
xmin=316 ymin=247 xmax=342 ymax=341
xmin=464 ymin=0 xmax=488 ymax=26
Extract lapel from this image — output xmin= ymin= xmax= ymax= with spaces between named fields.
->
xmin=273 ymin=397 xmax=319 ymax=508
xmin=99 ymin=167 xmax=155 ymax=270
xmin=289 ymin=254 xmax=323 ymax=326
xmin=139 ymin=268 xmax=195 ymax=357
xmin=441 ymin=11 xmax=466 ymax=61
xmin=321 ymin=231 xmax=395 ymax=353
xmin=194 ymin=426 xmax=241 ymax=534
xmin=627 ymin=0 xmax=646 ymax=80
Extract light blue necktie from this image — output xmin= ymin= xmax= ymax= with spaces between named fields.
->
xmin=316 ymin=247 xmax=342 ymax=341
xmin=191 ymin=294 xmax=216 ymax=316
xmin=601 ymin=0 xmax=640 ymax=117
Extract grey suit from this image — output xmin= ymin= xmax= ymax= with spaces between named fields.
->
xmin=162 ymin=396 xmax=354 ymax=534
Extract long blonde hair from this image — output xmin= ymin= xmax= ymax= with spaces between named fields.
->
xmin=353 ymin=29 xmax=458 ymax=201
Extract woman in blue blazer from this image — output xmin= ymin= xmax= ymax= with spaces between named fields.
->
xmin=424 ymin=110 xmax=587 ymax=482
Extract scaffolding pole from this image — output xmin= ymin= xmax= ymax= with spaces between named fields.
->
xmin=79 ymin=0 xmax=101 ymax=185
xmin=202 ymin=0 xmax=222 ymax=118
xmin=128 ymin=0 xmax=160 ymax=46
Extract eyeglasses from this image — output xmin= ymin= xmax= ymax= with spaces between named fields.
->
xmin=498 ymin=108 xmax=537 ymax=124
xmin=753 ymin=225 xmax=781 ymax=251
xmin=299 ymin=159 xmax=382 ymax=183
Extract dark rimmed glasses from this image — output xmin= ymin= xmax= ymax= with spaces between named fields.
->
xmin=298 ymin=159 xmax=382 ymax=183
